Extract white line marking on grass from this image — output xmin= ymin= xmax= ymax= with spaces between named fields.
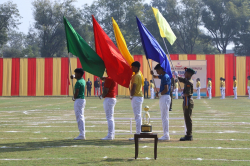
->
xmin=89 ymin=107 xmax=97 ymax=108
xmin=103 ymin=156 xmax=107 ymax=159
xmin=0 ymin=158 xmax=74 ymax=161
xmin=183 ymin=158 xmax=250 ymax=162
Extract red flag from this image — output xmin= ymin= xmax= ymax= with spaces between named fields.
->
xmin=92 ymin=15 xmax=132 ymax=88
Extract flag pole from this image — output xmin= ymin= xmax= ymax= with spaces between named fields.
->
xmin=162 ymin=38 xmax=182 ymax=90
xmin=68 ymin=52 xmax=74 ymax=96
xmin=146 ymin=58 xmax=158 ymax=93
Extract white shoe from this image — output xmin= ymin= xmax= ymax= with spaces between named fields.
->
xmin=74 ymin=135 xmax=85 ymax=140
xmin=101 ymin=136 xmax=114 ymax=140
xmin=159 ymin=136 xmax=170 ymax=141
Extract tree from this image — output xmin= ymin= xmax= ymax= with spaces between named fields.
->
xmin=82 ymin=0 xmax=146 ymax=54
xmin=31 ymin=0 xmax=83 ymax=57
xmin=202 ymin=0 xmax=250 ymax=53
xmin=0 ymin=1 xmax=21 ymax=47
xmin=2 ymin=30 xmax=25 ymax=57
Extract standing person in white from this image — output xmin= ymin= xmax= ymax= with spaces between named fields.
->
xmin=150 ymin=80 xmax=155 ymax=99
xmin=174 ymin=79 xmax=178 ymax=99
xmin=196 ymin=78 xmax=201 ymax=99
xmin=220 ymin=77 xmax=223 ymax=99
xmin=222 ymin=78 xmax=226 ymax=99
xmin=99 ymin=75 xmax=117 ymax=140
xmin=129 ymin=61 xmax=144 ymax=140
xmin=207 ymin=78 xmax=212 ymax=99
xmin=151 ymin=64 xmax=171 ymax=141
xmin=233 ymin=76 xmax=237 ymax=99
xmin=70 ymin=68 xmax=86 ymax=140
xmin=248 ymin=76 xmax=250 ymax=99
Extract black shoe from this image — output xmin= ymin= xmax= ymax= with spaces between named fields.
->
xmin=169 ymin=108 xmax=172 ymax=111
xmin=180 ymin=135 xmax=193 ymax=141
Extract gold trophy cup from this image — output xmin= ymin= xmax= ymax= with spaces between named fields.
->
xmin=141 ymin=106 xmax=152 ymax=134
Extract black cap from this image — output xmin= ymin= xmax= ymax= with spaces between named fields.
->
xmin=185 ymin=67 xmax=196 ymax=75
xmin=233 ymin=76 xmax=236 ymax=79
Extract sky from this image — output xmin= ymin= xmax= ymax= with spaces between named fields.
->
xmin=2 ymin=0 xmax=233 ymax=49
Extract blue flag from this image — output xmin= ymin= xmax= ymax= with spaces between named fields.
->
xmin=136 ymin=17 xmax=172 ymax=78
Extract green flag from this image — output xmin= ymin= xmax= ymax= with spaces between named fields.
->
xmin=63 ymin=17 xmax=105 ymax=77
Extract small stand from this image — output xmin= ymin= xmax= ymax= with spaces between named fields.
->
xmin=134 ymin=133 xmax=158 ymax=160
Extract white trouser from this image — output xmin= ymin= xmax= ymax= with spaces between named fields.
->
xmin=207 ymin=87 xmax=212 ymax=99
xmin=220 ymin=88 xmax=223 ymax=98
xmin=131 ymin=96 xmax=144 ymax=134
xmin=95 ymin=87 xmax=100 ymax=96
xmin=74 ymin=99 xmax=86 ymax=136
xmin=222 ymin=87 xmax=226 ymax=99
xmin=248 ymin=86 xmax=250 ymax=99
xmin=150 ymin=88 xmax=154 ymax=99
xmin=197 ymin=87 xmax=201 ymax=99
xmin=233 ymin=87 xmax=237 ymax=99
xmin=103 ymin=98 xmax=117 ymax=138
xmin=175 ymin=88 xmax=178 ymax=99
xmin=159 ymin=95 xmax=171 ymax=138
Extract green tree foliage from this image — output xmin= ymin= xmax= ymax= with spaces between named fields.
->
xmin=202 ymin=0 xmax=250 ymax=54
xmin=0 ymin=1 xmax=21 ymax=47
xmin=31 ymin=0 xmax=85 ymax=57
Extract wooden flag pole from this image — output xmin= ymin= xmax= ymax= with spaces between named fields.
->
xmin=68 ymin=53 xmax=74 ymax=96
xmin=146 ymin=58 xmax=158 ymax=93
xmin=162 ymin=38 xmax=182 ymax=90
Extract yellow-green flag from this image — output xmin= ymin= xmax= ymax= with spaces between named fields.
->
xmin=152 ymin=7 xmax=177 ymax=45
xmin=112 ymin=17 xmax=144 ymax=86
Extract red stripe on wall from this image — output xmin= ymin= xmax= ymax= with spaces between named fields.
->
xmin=206 ymin=55 xmax=215 ymax=97
xmin=225 ymin=54 xmax=235 ymax=96
xmin=61 ymin=57 xmax=69 ymax=95
xmin=170 ymin=54 xmax=179 ymax=60
xmin=246 ymin=56 xmax=250 ymax=95
xmin=44 ymin=58 xmax=53 ymax=95
xmin=187 ymin=54 xmax=196 ymax=60
xmin=11 ymin=58 xmax=20 ymax=96
xmin=28 ymin=58 xmax=36 ymax=96
xmin=0 ymin=58 xmax=3 ymax=96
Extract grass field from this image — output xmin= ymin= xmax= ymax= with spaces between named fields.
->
xmin=0 ymin=96 xmax=250 ymax=166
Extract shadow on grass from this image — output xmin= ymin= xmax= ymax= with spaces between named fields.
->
xmin=78 ymin=158 xmax=134 ymax=165
xmin=0 ymin=139 xmax=135 ymax=153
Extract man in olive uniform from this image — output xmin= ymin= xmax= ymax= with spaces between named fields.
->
xmin=86 ymin=78 xmax=92 ymax=97
xmin=174 ymin=67 xmax=195 ymax=141
xmin=233 ymin=76 xmax=237 ymax=99
xmin=196 ymin=78 xmax=201 ymax=99
xmin=169 ymin=77 xmax=174 ymax=111
xmin=144 ymin=78 xmax=149 ymax=98
xmin=247 ymin=76 xmax=250 ymax=99
xmin=220 ymin=77 xmax=223 ymax=99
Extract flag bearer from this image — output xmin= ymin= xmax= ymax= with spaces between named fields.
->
xmin=207 ymin=78 xmax=212 ymax=99
xmin=196 ymin=78 xmax=201 ymax=99
xmin=150 ymin=80 xmax=155 ymax=99
xmin=129 ymin=61 xmax=144 ymax=140
xmin=248 ymin=76 xmax=250 ymax=99
xmin=99 ymin=75 xmax=117 ymax=140
xmin=151 ymin=64 xmax=171 ymax=141
xmin=174 ymin=68 xmax=195 ymax=141
xmin=70 ymin=68 xmax=86 ymax=140
xmin=174 ymin=79 xmax=179 ymax=99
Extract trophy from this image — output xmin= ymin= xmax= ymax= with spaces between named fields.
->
xmin=141 ymin=106 xmax=152 ymax=134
